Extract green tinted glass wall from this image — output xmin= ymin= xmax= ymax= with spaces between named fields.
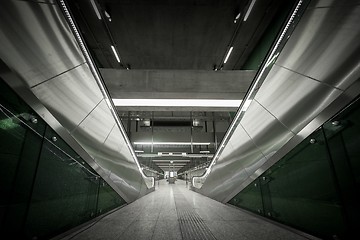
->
xmin=229 ymin=97 xmax=360 ymax=239
xmin=0 ymin=79 xmax=126 ymax=239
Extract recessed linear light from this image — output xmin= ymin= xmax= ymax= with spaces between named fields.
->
xmin=234 ymin=12 xmax=241 ymax=23
xmin=112 ymin=99 xmax=241 ymax=107
xmin=90 ymin=0 xmax=102 ymax=20
xmin=156 ymin=161 xmax=187 ymax=166
xmin=111 ymin=45 xmax=120 ymax=63
xmin=134 ymin=142 xmax=211 ymax=146
xmin=200 ymin=150 xmax=210 ymax=153
xmin=134 ymin=150 xmax=144 ymax=153
xmin=152 ymin=160 xmax=191 ymax=162
xmin=104 ymin=10 xmax=111 ymax=21
xmin=157 ymin=164 xmax=187 ymax=166
xmin=244 ymin=0 xmax=256 ymax=22
xmin=224 ymin=46 xmax=234 ymax=64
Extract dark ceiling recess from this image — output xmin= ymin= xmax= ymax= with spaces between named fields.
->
xmin=68 ymin=0 xmax=291 ymax=70
xmin=67 ymin=0 xmax=299 ymax=174
xmin=151 ymin=120 xmax=192 ymax=127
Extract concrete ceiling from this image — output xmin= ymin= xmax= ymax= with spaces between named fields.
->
xmin=67 ymin=0 xmax=297 ymax=173
xmin=69 ymin=0 xmax=290 ymax=70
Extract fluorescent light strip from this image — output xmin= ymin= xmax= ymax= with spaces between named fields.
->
xmin=234 ymin=12 xmax=241 ymax=23
xmin=224 ymin=46 xmax=233 ymax=64
xmin=90 ymin=0 xmax=102 ymax=20
xmin=200 ymin=150 xmax=210 ymax=153
xmin=111 ymin=45 xmax=120 ymax=63
xmin=134 ymin=142 xmax=211 ymax=146
xmin=113 ymin=99 xmax=241 ymax=107
xmin=244 ymin=0 xmax=256 ymax=21
xmin=157 ymin=164 xmax=187 ymax=165
xmin=153 ymin=160 xmax=191 ymax=162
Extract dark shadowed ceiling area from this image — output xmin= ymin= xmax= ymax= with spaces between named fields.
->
xmin=67 ymin=0 xmax=297 ymax=174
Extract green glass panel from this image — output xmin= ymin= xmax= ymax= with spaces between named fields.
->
xmin=1 ymin=79 xmax=127 ymax=238
xmin=0 ymin=106 xmax=44 ymax=238
xmin=260 ymin=129 xmax=345 ymax=238
xmin=0 ymin=109 xmax=26 ymax=205
xmin=228 ymin=178 xmax=263 ymax=215
xmin=0 ymin=80 xmax=46 ymax=136
xmin=0 ymin=79 xmax=31 ymax=116
xmin=323 ymin=99 xmax=360 ymax=237
xmin=97 ymin=179 xmax=126 ymax=215
xmin=24 ymin=132 xmax=99 ymax=239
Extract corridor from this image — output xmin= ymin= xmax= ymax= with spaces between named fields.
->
xmin=57 ymin=180 xmax=314 ymax=240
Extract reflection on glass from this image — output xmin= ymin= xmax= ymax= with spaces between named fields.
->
xmin=229 ymin=97 xmax=360 ymax=239
xmin=0 ymin=79 xmax=126 ymax=239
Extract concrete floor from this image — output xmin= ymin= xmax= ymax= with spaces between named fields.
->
xmin=59 ymin=180 xmax=313 ymax=240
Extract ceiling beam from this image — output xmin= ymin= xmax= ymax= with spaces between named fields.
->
xmin=100 ymin=68 xmax=256 ymax=111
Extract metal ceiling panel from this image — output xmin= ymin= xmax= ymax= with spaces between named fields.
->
xmin=0 ymin=0 xmax=85 ymax=87
xmin=254 ymin=65 xmax=343 ymax=133
xmin=31 ymin=64 xmax=103 ymax=131
xmin=276 ymin=4 xmax=360 ymax=90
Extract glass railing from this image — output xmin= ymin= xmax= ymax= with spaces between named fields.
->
xmin=0 ymin=79 xmax=126 ymax=239
xmin=228 ymin=96 xmax=360 ymax=239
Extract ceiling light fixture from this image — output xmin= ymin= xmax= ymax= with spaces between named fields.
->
xmin=90 ymin=0 xmax=102 ymax=20
xmin=200 ymin=150 xmax=210 ymax=153
xmin=244 ymin=0 xmax=256 ymax=22
xmin=134 ymin=142 xmax=211 ymax=146
xmin=111 ymin=45 xmax=120 ymax=63
xmin=112 ymin=99 xmax=241 ymax=108
xmin=224 ymin=46 xmax=234 ymax=64
xmin=234 ymin=12 xmax=241 ymax=23
xmin=104 ymin=10 xmax=111 ymax=21
xmin=153 ymin=160 xmax=191 ymax=162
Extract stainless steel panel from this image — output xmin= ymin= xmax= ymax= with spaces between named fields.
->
xmin=0 ymin=61 xmax=135 ymax=203
xmin=71 ymin=100 xmax=154 ymax=198
xmin=199 ymin=125 xmax=265 ymax=202
xmin=276 ymin=5 xmax=360 ymax=90
xmin=223 ymin=79 xmax=360 ymax=203
xmin=240 ymin=100 xmax=295 ymax=159
xmin=100 ymin=126 xmax=132 ymax=163
xmin=308 ymin=0 xmax=360 ymax=8
xmin=31 ymin=64 xmax=103 ymax=131
xmin=71 ymin=99 xmax=116 ymax=158
xmin=1 ymin=0 xmax=154 ymax=203
xmin=95 ymin=126 xmax=146 ymax=201
xmin=0 ymin=1 xmax=85 ymax=87
xmin=255 ymin=65 xmax=343 ymax=133
xmin=193 ymin=0 xmax=360 ymax=204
